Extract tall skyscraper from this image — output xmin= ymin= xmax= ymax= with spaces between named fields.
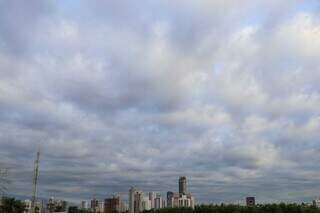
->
xmin=154 ymin=193 xmax=163 ymax=209
xmin=129 ymin=187 xmax=144 ymax=213
xmin=149 ymin=192 xmax=155 ymax=209
xmin=129 ymin=187 xmax=135 ymax=213
xmin=169 ymin=177 xmax=195 ymax=209
xmin=167 ymin=192 xmax=174 ymax=208
xmin=179 ymin=176 xmax=187 ymax=195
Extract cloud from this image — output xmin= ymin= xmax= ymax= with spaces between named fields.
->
xmin=0 ymin=0 xmax=320 ymax=204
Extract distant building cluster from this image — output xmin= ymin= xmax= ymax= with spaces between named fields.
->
xmin=23 ymin=197 xmax=70 ymax=213
xmin=10 ymin=176 xmax=194 ymax=213
xmin=79 ymin=195 xmax=126 ymax=213
xmin=129 ymin=176 xmax=195 ymax=213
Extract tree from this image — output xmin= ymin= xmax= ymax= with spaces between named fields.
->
xmin=77 ymin=209 xmax=92 ymax=213
xmin=0 ymin=197 xmax=26 ymax=213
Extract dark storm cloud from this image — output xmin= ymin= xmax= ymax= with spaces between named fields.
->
xmin=1 ymin=0 xmax=320 ymax=205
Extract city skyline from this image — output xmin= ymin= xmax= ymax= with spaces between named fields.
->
xmin=1 ymin=0 xmax=320 ymax=204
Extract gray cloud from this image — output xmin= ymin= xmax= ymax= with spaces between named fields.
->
xmin=1 ymin=0 xmax=320 ymax=205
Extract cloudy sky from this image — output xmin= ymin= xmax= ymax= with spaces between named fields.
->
xmin=1 ymin=0 xmax=320 ymax=204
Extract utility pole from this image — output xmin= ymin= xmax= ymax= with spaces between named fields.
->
xmin=31 ymin=147 xmax=40 ymax=213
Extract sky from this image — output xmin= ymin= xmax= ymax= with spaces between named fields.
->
xmin=0 ymin=0 xmax=320 ymax=205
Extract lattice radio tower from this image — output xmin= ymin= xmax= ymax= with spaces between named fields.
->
xmin=31 ymin=147 xmax=40 ymax=213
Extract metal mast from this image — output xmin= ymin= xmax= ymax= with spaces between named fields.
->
xmin=31 ymin=147 xmax=40 ymax=213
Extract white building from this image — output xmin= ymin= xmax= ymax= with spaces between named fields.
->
xmin=24 ymin=199 xmax=42 ymax=213
xmin=170 ymin=193 xmax=195 ymax=209
xmin=98 ymin=200 xmax=105 ymax=213
xmin=80 ymin=200 xmax=89 ymax=210
xmin=169 ymin=176 xmax=195 ymax=209
xmin=178 ymin=194 xmax=194 ymax=208
xmin=90 ymin=199 xmax=104 ymax=213
xmin=313 ymin=199 xmax=320 ymax=208
xmin=129 ymin=187 xmax=144 ymax=213
xmin=141 ymin=196 xmax=151 ymax=211
xmin=154 ymin=193 xmax=163 ymax=209
xmin=130 ymin=188 xmax=160 ymax=213
xmin=47 ymin=198 xmax=68 ymax=213
xmin=149 ymin=192 xmax=155 ymax=209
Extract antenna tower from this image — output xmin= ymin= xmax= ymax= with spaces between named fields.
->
xmin=31 ymin=147 xmax=40 ymax=213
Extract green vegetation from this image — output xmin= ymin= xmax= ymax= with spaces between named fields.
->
xmin=77 ymin=209 xmax=92 ymax=213
xmin=2 ymin=200 xmax=320 ymax=213
xmin=0 ymin=197 xmax=26 ymax=213
xmin=144 ymin=204 xmax=320 ymax=213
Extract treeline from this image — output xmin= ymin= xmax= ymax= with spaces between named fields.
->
xmin=2 ymin=198 xmax=320 ymax=213
xmin=144 ymin=204 xmax=320 ymax=213
xmin=0 ymin=197 xmax=25 ymax=213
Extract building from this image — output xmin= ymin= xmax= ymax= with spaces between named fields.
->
xmin=24 ymin=199 xmax=42 ymax=213
xmin=167 ymin=192 xmax=174 ymax=208
xmin=162 ymin=199 xmax=166 ymax=208
xmin=154 ymin=193 xmax=163 ymax=209
xmin=246 ymin=197 xmax=255 ymax=206
xmin=80 ymin=201 xmax=89 ymax=210
xmin=128 ymin=176 xmax=194 ymax=212
xmin=149 ymin=192 xmax=155 ymax=209
xmin=91 ymin=199 xmax=99 ymax=212
xmin=313 ymin=199 xmax=320 ymax=208
xmin=170 ymin=193 xmax=194 ymax=209
xmin=47 ymin=198 xmax=67 ymax=213
xmin=130 ymin=188 xmax=159 ymax=213
xmin=129 ymin=187 xmax=144 ymax=213
xmin=104 ymin=195 xmax=122 ymax=213
xmin=91 ymin=198 xmax=104 ymax=213
xmin=177 ymin=194 xmax=194 ymax=208
xmin=179 ymin=176 xmax=187 ymax=195
xmin=120 ymin=202 xmax=128 ymax=212
xmin=99 ymin=201 xmax=105 ymax=213
xmin=169 ymin=177 xmax=195 ymax=209
xmin=141 ymin=196 xmax=151 ymax=211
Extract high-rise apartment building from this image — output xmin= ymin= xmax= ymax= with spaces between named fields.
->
xmin=154 ymin=193 xmax=163 ymax=209
xmin=91 ymin=198 xmax=104 ymax=213
xmin=168 ymin=177 xmax=195 ymax=209
xmin=91 ymin=199 xmax=99 ymax=213
xmin=104 ymin=196 xmax=122 ymax=213
xmin=129 ymin=187 xmax=144 ymax=213
xmin=149 ymin=192 xmax=155 ymax=209
xmin=80 ymin=201 xmax=89 ymax=210
xmin=167 ymin=192 xmax=174 ymax=208
xmin=128 ymin=176 xmax=195 ymax=212
xmin=141 ymin=196 xmax=151 ymax=211
xmin=162 ymin=198 xmax=166 ymax=208
xmin=179 ymin=176 xmax=187 ymax=195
